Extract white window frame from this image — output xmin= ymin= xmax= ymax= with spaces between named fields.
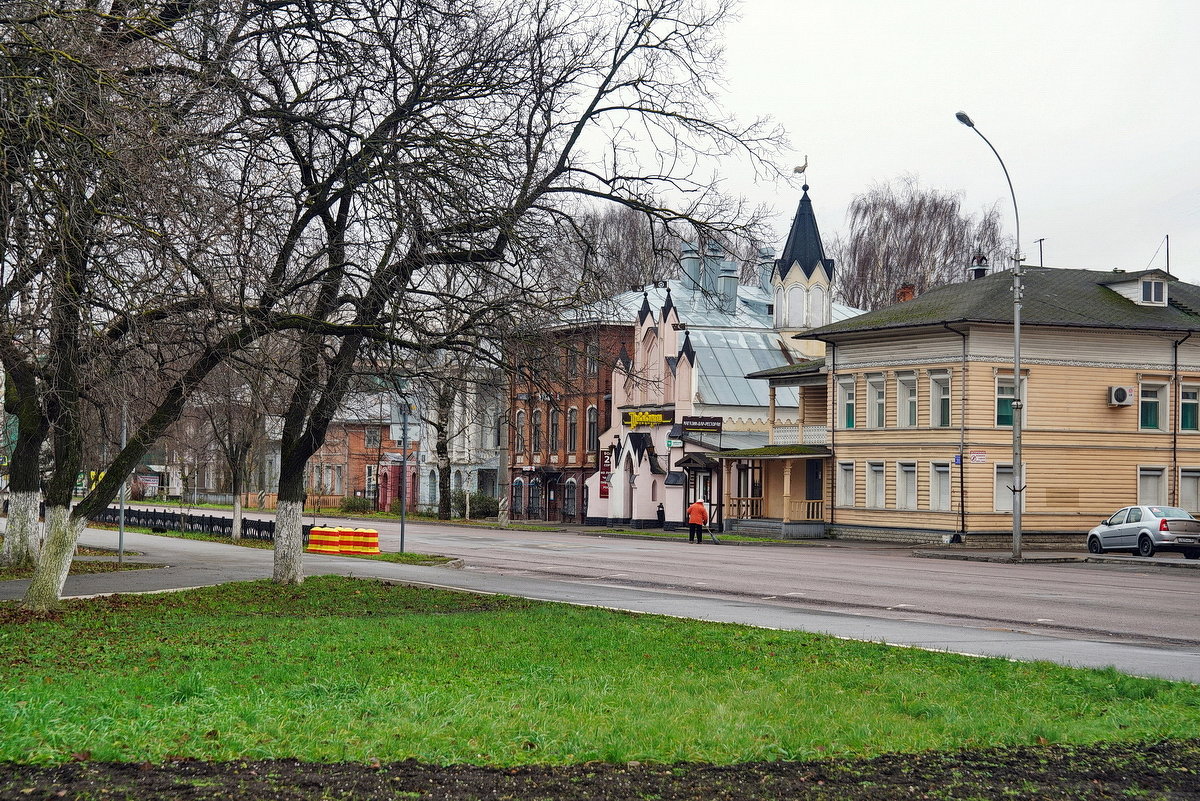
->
xmin=837 ymin=377 xmax=856 ymax=430
xmin=1182 ymin=385 xmax=1199 ymax=432
xmin=994 ymin=463 xmax=1025 ymax=512
xmin=836 ymin=461 xmax=855 ymax=507
xmin=897 ymin=461 xmax=917 ymax=510
xmin=1137 ymin=466 xmax=1167 ymax=506
xmin=867 ymin=373 xmax=886 ymax=429
xmin=896 ymin=372 xmax=918 ymax=428
xmin=995 ymin=375 xmax=1017 ymax=428
xmin=1140 ymin=383 xmax=1167 ymax=431
xmin=930 ymin=462 xmax=951 ymax=512
xmin=930 ymin=371 xmax=951 ymax=428
xmin=1180 ymin=468 xmax=1200 ymax=514
xmin=866 ymin=462 xmax=885 ymax=508
xmin=1141 ymin=279 xmax=1166 ymax=305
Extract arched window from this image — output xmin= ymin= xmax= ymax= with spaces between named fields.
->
xmin=563 ymin=479 xmax=577 ymax=516
xmin=774 ymin=287 xmax=785 ymax=327
xmin=567 ymin=408 xmax=579 ymax=452
xmin=651 ymin=480 xmax=658 ymax=501
xmin=586 ymin=406 xmax=599 ymax=453
xmin=511 ymin=478 xmax=524 ymax=515
xmin=549 ymin=410 xmax=561 ymax=452
xmin=808 ymin=286 xmax=827 ymax=328
xmin=514 ymin=410 xmax=526 ymax=453
xmin=787 ymin=285 xmax=806 ymax=327
xmin=453 ymin=470 xmax=463 ymax=491
xmin=427 ymin=469 xmax=438 ymax=505
xmin=528 ymin=478 xmax=542 ymax=517
xmin=531 ymin=409 xmax=543 ymax=452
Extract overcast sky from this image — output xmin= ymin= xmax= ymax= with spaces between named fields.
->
xmin=718 ymin=1 xmax=1200 ymax=283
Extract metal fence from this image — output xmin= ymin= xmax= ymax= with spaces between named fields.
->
xmin=91 ymin=506 xmax=310 ymax=543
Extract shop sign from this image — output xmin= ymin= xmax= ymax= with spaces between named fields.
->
xmin=622 ymin=410 xmax=675 ymax=427
xmin=681 ymin=415 xmax=722 ymax=433
xmin=598 ymin=449 xmax=612 ymax=498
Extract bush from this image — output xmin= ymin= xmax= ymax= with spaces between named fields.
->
xmin=338 ymin=496 xmax=374 ymax=514
xmin=451 ymin=490 xmax=499 ymax=519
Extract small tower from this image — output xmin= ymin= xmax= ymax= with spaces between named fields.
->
xmin=772 ymin=184 xmax=834 ymax=345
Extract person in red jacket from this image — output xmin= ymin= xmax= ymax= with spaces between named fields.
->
xmin=686 ymin=499 xmax=708 ymax=544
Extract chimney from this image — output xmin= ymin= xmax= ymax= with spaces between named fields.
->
xmin=702 ymin=241 xmax=722 ymax=299
xmin=718 ymin=258 xmax=739 ymax=314
xmin=968 ymin=251 xmax=989 ymax=280
xmin=680 ymin=242 xmax=701 ymax=291
xmin=895 ymin=283 xmax=916 ymax=303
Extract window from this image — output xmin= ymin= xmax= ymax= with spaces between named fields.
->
xmin=527 ymin=478 xmax=542 ymax=517
xmin=493 ymin=414 xmax=502 ymax=448
xmin=931 ymin=462 xmax=951 ymax=511
xmin=897 ymin=462 xmax=917 ymax=509
xmin=836 ymin=462 xmax=855 ymax=506
xmin=807 ymin=286 xmax=827 ymax=328
xmin=586 ymin=342 xmax=600 ymax=375
xmin=549 ymin=410 xmax=561 ymax=451
xmin=930 ymin=371 xmax=951 ymax=427
xmin=1140 ymin=384 xmax=1165 ymax=430
xmin=1183 ymin=386 xmax=1199 ymax=431
xmin=563 ymin=479 xmax=578 ymax=516
xmin=837 ymin=377 xmax=856 ymax=430
xmin=511 ymin=479 xmax=524 ymax=514
xmin=567 ymin=408 xmax=578 ymax=451
xmin=787 ymin=285 xmax=806 ymax=327
xmin=531 ymin=410 xmax=543 ymax=452
xmin=514 ymin=410 xmax=527 ymax=452
xmin=586 ymin=406 xmax=599 ymax=452
xmin=897 ymin=372 xmax=917 ymax=427
xmin=365 ymin=427 xmax=381 ymax=449
xmin=866 ymin=462 xmax=885 ymax=508
xmin=996 ymin=376 xmax=1016 ymax=427
xmin=867 ymin=374 xmax=886 ymax=428
xmin=994 ymin=464 xmax=1025 ymax=512
xmin=1138 ymin=466 xmax=1166 ymax=506
xmin=1142 ymin=279 xmax=1165 ymax=304
xmin=566 ymin=349 xmax=578 ymax=377
xmin=1181 ymin=469 xmax=1200 ymax=514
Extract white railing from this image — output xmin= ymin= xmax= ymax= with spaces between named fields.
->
xmin=773 ymin=425 xmax=799 ymax=444
xmin=803 ymin=425 xmax=828 ymax=445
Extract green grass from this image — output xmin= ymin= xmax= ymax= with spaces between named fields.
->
xmin=0 ymin=560 xmax=157 ymax=582
xmin=1 ymin=576 xmax=1198 ymax=767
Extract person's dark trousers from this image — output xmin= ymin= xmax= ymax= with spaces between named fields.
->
xmin=688 ymin=523 xmax=704 ymax=542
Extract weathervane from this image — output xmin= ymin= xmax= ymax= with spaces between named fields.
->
xmin=793 ymin=155 xmax=808 ymax=182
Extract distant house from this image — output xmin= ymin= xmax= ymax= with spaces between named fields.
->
xmin=736 ymin=265 xmax=1200 ymax=543
xmin=587 ymin=186 xmax=860 ymax=528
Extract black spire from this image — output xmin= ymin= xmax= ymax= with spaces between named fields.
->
xmin=775 ymin=184 xmax=834 ymax=281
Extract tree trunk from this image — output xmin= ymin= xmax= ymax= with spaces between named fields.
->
xmin=230 ymin=460 xmax=244 ymax=541
xmin=21 ymin=505 xmax=84 ymax=612
xmin=2 ymin=490 xmax=41 ymax=568
xmin=272 ymin=461 xmax=306 ymax=584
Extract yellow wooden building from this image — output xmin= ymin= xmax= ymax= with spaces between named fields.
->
xmin=719 ymin=266 xmax=1200 ymax=544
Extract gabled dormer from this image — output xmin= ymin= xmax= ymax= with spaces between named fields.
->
xmin=1101 ymin=268 xmax=1172 ymax=308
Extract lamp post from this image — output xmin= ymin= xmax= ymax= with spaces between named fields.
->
xmin=956 ymin=111 xmax=1024 ymax=559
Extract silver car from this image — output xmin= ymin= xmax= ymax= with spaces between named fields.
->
xmin=1087 ymin=506 xmax=1200 ymax=558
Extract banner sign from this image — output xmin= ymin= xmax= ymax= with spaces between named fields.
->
xmin=681 ymin=415 xmax=723 ymax=433
xmin=622 ymin=410 xmax=675 ymax=427
xmin=598 ymin=449 xmax=612 ymax=498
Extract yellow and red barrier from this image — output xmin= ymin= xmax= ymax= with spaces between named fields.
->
xmin=305 ymin=525 xmax=342 ymax=554
xmin=340 ymin=527 xmax=380 ymax=555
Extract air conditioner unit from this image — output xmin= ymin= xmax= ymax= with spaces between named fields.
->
xmin=1108 ymin=386 xmax=1136 ymax=407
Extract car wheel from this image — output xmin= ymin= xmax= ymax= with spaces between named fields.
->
xmin=1087 ymin=536 xmax=1104 ymax=554
xmin=1137 ymin=535 xmax=1156 ymax=558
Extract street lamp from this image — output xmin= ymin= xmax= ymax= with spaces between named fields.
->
xmin=956 ymin=111 xmax=1024 ymax=559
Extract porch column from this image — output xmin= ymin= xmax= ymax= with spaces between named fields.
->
xmin=768 ymin=386 xmax=777 ymax=445
xmin=722 ymin=459 xmax=732 ymax=522
xmin=781 ymin=460 xmax=793 ymax=524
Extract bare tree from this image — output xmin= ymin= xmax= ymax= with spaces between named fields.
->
xmin=830 ymin=175 xmax=1008 ymax=311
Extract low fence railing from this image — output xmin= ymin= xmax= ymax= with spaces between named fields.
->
xmin=90 ymin=507 xmax=310 ymax=543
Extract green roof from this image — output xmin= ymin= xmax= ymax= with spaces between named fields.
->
xmin=745 ymin=358 xmax=825 ymax=380
xmin=800 ymin=268 xmax=1200 ymax=339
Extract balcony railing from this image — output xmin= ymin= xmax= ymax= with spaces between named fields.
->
xmin=727 ymin=496 xmax=824 ymax=521
xmin=771 ymin=425 xmax=829 ymax=446
xmin=788 ymin=498 xmax=824 ymax=521
xmin=727 ymin=496 xmax=763 ymax=519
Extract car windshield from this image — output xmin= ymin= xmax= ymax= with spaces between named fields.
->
xmin=1149 ymin=507 xmax=1194 ymax=520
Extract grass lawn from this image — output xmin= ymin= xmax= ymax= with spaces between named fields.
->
xmin=1 ymin=575 xmax=1197 ymax=767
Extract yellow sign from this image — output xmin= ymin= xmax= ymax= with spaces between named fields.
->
xmin=623 ymin=411 xmax=674 ymax=428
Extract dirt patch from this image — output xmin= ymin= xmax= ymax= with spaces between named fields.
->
xmin=2 ymin=739 xmax=1198 ymax=800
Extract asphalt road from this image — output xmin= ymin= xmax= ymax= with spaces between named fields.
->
xmin=9 ymin=512 xmax=1200 ymax=682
